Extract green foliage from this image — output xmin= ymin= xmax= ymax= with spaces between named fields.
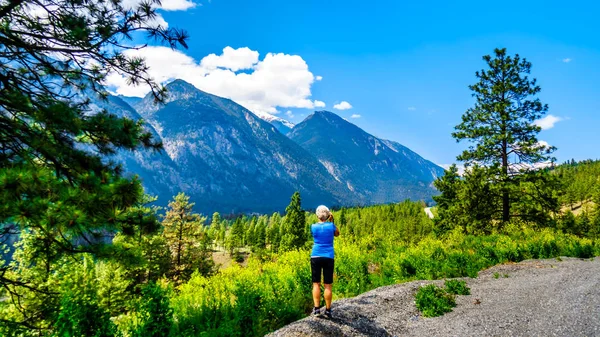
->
xmin=162 ymin=193 xmax=214 ymax=284
xmin=266 ymin=213 xmax=282 ymax=252
xmin=0 ymin=0 xmax=189 ymax=330
xmin=415 ymin=284 xmax=456 ymax=317
xmin=53 ymin=256 xmax=118 ymax=337
xmin=444 ymin=280 xmax=470 ymax=295
xmin=132 ymin=283 xmax=173 ymax=337
xmin=166 ymin=224 xmax=598 ymax=336
xmin=433 ymin=164 xmax=463 ymax=234
xmin=4 ymin=196 xmax=600 ymax=336
xmin=96 ymin=261 xmax=132 ymax=316
xmin=228 ymin=218 xmax=245 ymax=253
xmin=453 ymin=48 xmax=555 ymax=223
xmin=554 ymin=160 xmax=600 ymax=207
xmin=279 ymin=192 xmax=307 ymax=252
xmin=253 ymin=216 xmax=267 ymax=250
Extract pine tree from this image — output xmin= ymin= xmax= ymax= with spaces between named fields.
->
xmin=0 ymin=0 xmax=188 ymax=328
xmin=266 ymin=213 xmax=282 ymax=252
xmin=218 ymin=222 xmax=227 ymax=249
xmin=254 ymin=216 xmax=267 ymax=250
xmin=162 ymin=193 xmax=213 ymax=283
xmin=339 ymin=208 xmax=347 ymax=228
xmin=458 ymin=166 xmax=499 ymax=234
xmin=453 ymin=48 xmax=555 ymax=223
xmin=209 ymin=212 xmax=221 ymax=248
xmin=228 ymin=218 xmax=244 ymax=254
xmin=433 ymin=164 xmax=463 ymax=234
xmin=279 ymin=192 xmax=307 ymax=252
xmin=245 ymin=217 xmax=257 ymax=247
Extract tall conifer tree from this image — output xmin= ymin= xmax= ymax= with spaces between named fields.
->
xmin=453 ymin=48 xmax=555 ymax=223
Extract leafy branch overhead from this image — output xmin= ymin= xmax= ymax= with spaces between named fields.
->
xmin=0 ymin=0 xmax=188 ymax=328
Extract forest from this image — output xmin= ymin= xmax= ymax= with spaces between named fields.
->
xmin=1 ymin=0 xmax=600 ymax=335
xmin=1 ymin=161 xmax=600 ymax=336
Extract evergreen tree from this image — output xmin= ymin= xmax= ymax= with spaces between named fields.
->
xmin=339 ymin=208 xmax=347 ymax=228
xmin=433 ymin=164 xmax=463 ymax=234
xmin=209 ymin=212 xmax=221 ymax=248
xmin=132 ymin=283 xmax=173 ymax=337
xmin=96 ymin=261 xmax=131 ymax=317
xmin=246 ymin=217 xmax=257 ymax=247
xmin=254 ymin=216 xmax=267 ymax=250
xmin=453 ymin=48 xmax=555 ymax=223
xmin=279 ymin=192 xmax=306 ymax=252
xmin=228 ymin=218 xmax=244 ymax=254
xmin=0 ymin=0 xmax=188 ymax=328
xmin=53 ymin=256 xmax=117 ymax=337
xmin=266 ymin=213 xmax=282 ymax=252
xmin=458 ymin=165 xmax=499 ymax=234
xmin=218 ymin=222 xmax=228 ymax=249
xmin=162 ymin=193 xmax=213 ymax=283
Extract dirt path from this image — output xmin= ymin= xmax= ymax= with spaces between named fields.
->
xmin=268 ymin=257 xmax=600 ymax=337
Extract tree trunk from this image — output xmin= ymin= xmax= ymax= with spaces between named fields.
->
xmin=502 ymin=139 xmax=510 ymax=222
xmin=177 ymin=214 xmax=183 ymax=267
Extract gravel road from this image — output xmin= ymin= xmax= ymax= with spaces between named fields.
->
xmin=268 ymin=257 xmax=600 ymax=337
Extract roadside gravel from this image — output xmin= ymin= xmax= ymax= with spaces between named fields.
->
xmin=268 ymin=257 xmax=600 ymax=337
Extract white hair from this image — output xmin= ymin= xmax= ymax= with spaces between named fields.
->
xmin=316 ymin=205 xmax=331 ymax=221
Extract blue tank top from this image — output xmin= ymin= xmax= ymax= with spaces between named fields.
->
xmin=311 ymin=222 xmax=336 ymax=259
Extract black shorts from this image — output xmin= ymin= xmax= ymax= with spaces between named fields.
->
xmin=311 ymin=257 xmax=334 ymax=284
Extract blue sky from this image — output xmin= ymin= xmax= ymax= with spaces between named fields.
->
xmin=110 ymin=0 xmax=600 ymax=167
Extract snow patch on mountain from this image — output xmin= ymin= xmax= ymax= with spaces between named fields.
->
xmin=254 ymin=111 xmax=295 ymax=129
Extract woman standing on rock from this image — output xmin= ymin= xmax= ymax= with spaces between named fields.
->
xmin=310 ymin=205 xmax=340 ymax=318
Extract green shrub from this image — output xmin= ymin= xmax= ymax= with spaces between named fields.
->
xmin=444 ymin=279 xmax=470 ymax=295
xmin=415 ymin=284 xmax=456 ymax=317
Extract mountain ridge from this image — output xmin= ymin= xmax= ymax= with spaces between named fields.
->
xmin=129 ymin=80 xmax=354 ymax=213
xmin=288 ymin=110 xmax=443 ymax=203
xmin=102 ymin=80 xmax=443 ymax=212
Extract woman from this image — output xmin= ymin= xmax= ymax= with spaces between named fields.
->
xmin=310 ymin=205 xmax=340 ymax=318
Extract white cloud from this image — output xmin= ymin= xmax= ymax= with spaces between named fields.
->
xmin=534 ymin=115 xmax=563 ymax=130
xmin=314 ymin=100 xmax=326 ymax=108
xmin=105 ymin=46 xmax=326 ymax=116
xmin=200 ymin=46 xmax=258 ymax=71
xmin=118 ymin=0 xmax=196 ymax=28
xmin=121 ymin=0 xmax=196 ymax=10
xmin=160 ymin=0 xmax=197 ymax=10
xmin=286 ymin=110 xmax=295 ymax=118
xmin=407 ymin=106 xmax=416 ymax=111
xmin=350 ymin=114 xmax=361 ymax=119
xmin=440 ymin=164 xmax=465 ymax=176
xmin=537 ymin=140 xmax=550 ymax=148
xmin=315 ymin=76 xmax=323 ymax=81
xmin=333 ymin=101 xmax=352 ymax=110
xmin=562 ymin=58 xmax=572 ymax=63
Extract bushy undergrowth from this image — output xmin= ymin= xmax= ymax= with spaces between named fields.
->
xmin=3 ymin=225 xmax=598 ymax=337
xmin=444 ymin=279 xmax=470 ymax=295
xmin=165 ymin=227 xmax=598 ymax=336
xmin=415 ymin=284 xmax=456 ymax=317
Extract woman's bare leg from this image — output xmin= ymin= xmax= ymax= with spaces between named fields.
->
xmin=312 ymin=282 xmax=321 ymax=308
xmin=324 ymin=284 xmax=333 ymax=309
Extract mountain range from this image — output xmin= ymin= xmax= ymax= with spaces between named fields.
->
xmin=289 ymin=111 xmax=443 ymax=204
xmin=102 ymin=79 xmax=444 ymax=213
